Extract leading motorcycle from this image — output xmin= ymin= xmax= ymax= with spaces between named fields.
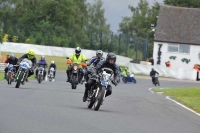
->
xmin=86 ymin=67 xmax=114 ymax=111
xmin=14 ymin=58 xmax=32 ymax=88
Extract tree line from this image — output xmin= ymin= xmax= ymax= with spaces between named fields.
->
xmin=0 ymin=0 xmax=200 ymax=59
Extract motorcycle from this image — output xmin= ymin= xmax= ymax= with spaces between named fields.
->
xmin=86 ymin=67 xmax=114 ymax=111
xmin=7 ymin=64 xmax=18 ymax=84
xmin=121 ymin=73 xmax=136 ymax=84
xmin=152 ymin=74 xmax=160 ymax=86
xmin=37 ymin=66 xmax=45 ymax=83
xmin=66 ymin=57 xmax=86 ymax=89
xmin=14 ymin=58 xmax=32 ymax=88
xmin=48 ymin=67 xmax=55 ymax=82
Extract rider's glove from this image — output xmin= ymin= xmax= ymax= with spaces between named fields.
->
xmin=112 ymin=80 xmax=118 ymax=86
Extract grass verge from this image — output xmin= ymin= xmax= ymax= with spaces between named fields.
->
xmin=0 ymin=72 xmax=4 ymax=81
xmin=155 ymin=87 xmax=200 ymax=113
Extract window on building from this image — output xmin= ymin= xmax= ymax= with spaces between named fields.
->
xmin=179 ymin=44 xmax=190 ymax=53
xmin=168 ymin=44 xmax=190 ymax=54
xmin=168 ymin=44 xmax=179 ymax=52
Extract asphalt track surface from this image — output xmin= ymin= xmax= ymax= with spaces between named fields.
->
xmin=0 ymin=71 xmax=200 ymax=133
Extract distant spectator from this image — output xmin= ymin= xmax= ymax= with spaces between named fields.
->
xmin=149 ymin=57 xmax=154 ymax=65
xmin=165 ymin=61 xmax=171 ymax=68
xmin=4 ymin=55 xmax=9 ymax=63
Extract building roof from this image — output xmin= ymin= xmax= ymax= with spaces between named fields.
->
xmin=155 ymin=5 xmax=200 ymax=45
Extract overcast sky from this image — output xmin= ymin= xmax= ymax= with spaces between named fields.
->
xmin=87 ymin=0 xmax=163 ymax=33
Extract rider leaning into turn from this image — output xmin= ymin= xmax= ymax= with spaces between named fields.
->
xmin=121 ymin=67 xmax=131 ymax=78
xmin=35 ymin=55 xmax=48 ymax=79
xmin=150 ymin=68 xmax=159 ymax=84
xmin=83 ymin=52 xmax=120 ymax=102
xmin=48 ymin=60 xmax=56 ymax=78
xmin=18 ymin=49 xmax=37 ymax=82
xmin=66 ymin=47 xmax=87 ymax=82
xmin=4 ymin=54 xmax=18 ymax=79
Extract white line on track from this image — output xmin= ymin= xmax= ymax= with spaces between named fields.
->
xmin=166 ymin=96 xmax=200 ymax=117
xmin=149 ymin=87 xmax=200 ymax=117
xmin=149 ymin=87 xmax=155 ymax=93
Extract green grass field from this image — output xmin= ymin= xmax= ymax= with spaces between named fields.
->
xmin=155 ymin=87 xmax=200 ymax=113
xmin=0 ymin=72 xmax=4 ymax=81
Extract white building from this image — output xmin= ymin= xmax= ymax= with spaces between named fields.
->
xmin=153 ymin=6 xmax=200 ymax=69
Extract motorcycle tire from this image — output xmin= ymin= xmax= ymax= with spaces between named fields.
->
xmin=15 ymin=72 xmax=23 ymax=88
xmin=94 ymin=87 xmax=106 ymax=111
xmin=7 ymin=72 xmax=12 ymax=84
xmin=71 ymin=75 xmax=77 ymax=89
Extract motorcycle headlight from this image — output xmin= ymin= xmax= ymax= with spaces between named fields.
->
xmin=73 ymin=66 xmax=78 ymax=70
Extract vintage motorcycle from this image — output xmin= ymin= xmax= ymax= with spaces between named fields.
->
xmin=7 ymin=64 xmax=18 ymax=84
xmin=37 ymin=66 xmax=45 ymax=83
xmin=121 ymin=73 xmax=136 ymax=84
xmin=152 ymin=74 xmax=160 ymax=86
xmin=48 ymin=67 xmax=55 ymax=82
xmin=66 ymin=58 xmax=87 ymax=89
xmin=14 ymin=58 xmax=32 ymax=88
xmin=86 ymin=67 xmax=114 ymax=111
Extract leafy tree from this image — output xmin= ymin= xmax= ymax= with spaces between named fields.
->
xmin=164 ymin=0 xmax=200 ymax=8
xmin=118 ymin=0 xmax=161 ymax=59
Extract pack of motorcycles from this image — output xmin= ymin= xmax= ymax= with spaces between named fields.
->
xmin=5 ymin=58 xmax=159 ymax=111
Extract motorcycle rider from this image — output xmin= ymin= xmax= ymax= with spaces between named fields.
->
xmin=35 ymin=55 xmax=48 ymax=80
xmin=17 ymin=49 xmax=37 ymax=82
xmin=87 ymin=50 xmax=105 ymax=67
xmin=83 ymin=52 xmax=120 ymax=102
xmin=121 ymin=67 xmax=131 ymax=78
xmin=66 ymin=47 xmax=87 ymax=82
xmin=4 ymin=54 xmax=18 ymax=79
xmin=150 ymin=68 xmax=159 ymax=85
xmin=85 ymin=50 xmax=105 ymax=81
xmin=48 ymin=60 xmax=56 ymax=78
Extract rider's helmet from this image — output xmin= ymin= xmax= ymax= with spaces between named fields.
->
xmin=51 ymin=60 xmax=55 ymax=64
xmin=27 ymin=49 xmax=35 ymax=60
xmin=75 ymin=47 xmax=81 ymax=56
xmin=10 ymin=54 xmax=15 ymax=60
xmin=41 ymin=55 xmax=45 ymax=60
xmin=106 ymin=52 xmax=116 ymax=65
xmin=124 ymin=67 xmax=128 ymax=71
xmin=96 ymin=50 xmax=103 ymax=58
xmin=151 ymin=68 xmax=154 ymax=71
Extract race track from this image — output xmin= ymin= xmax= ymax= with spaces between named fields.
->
xmin=0 ymin=71 xmax=200 ymax=133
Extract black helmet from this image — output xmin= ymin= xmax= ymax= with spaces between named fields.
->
xmin=151 ymin=68 xmax=154 ymax=71
xmin=96 ymin=50 xmax=103 ymax=58
xmin=106 ymin=52 xmax=116 ymax=64
xmin=75 ymin=47 xmax=81 ymax=55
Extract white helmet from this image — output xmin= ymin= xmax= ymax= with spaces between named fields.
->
xmin=51 ymin=60 xmax=55 ymax=64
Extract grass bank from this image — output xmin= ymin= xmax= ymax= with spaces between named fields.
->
xmin=155 ymin=87 xmax=200 ymax=113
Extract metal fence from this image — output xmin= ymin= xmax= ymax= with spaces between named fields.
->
xmin=85 ymin=32 xmax=149 ymax=61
